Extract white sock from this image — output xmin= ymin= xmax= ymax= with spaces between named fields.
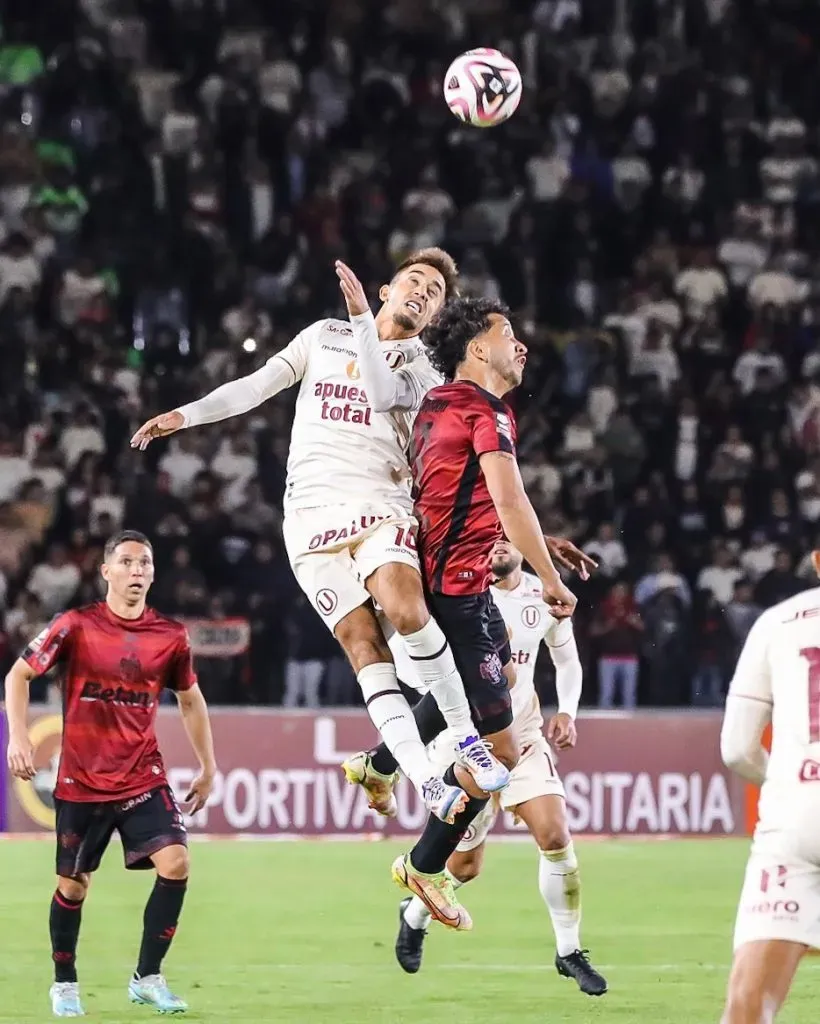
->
xmin=403 ymin=869 xmax=464 ymax=930
xmin=357 ymin=663 xmax=435 ymax=791
xmin=402 ymin=619 xmax=475 ymax=743
xmin=539 ymin=843 xmax=581 ymax=957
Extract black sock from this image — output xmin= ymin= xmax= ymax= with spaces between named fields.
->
xmin=135 ymin=876 xmax=187 ymax=979
xmin=409 ymin=765 xmax=490 ymax=874
xmin=369 ymin=692 xmax=447 ymax=776
xmin=50 ymin=891 xmax=83 ymax=983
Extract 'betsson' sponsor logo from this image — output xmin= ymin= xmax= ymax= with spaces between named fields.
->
xmin=79 ymin=681 xmax=154 ymax=708
xmin=166 ymin=718 xmax=735 ymax=835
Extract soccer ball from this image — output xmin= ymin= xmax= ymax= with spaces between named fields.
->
xmin=443 ymin=48 xmax=522 ymax=128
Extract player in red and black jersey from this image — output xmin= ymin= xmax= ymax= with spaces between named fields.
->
xmin=4 ymin=530 xmax=217 ymax=1018
xmin=390 ymin=297 xmax=577 ymax=930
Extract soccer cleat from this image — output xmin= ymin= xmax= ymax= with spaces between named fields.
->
xmin=456 ymin=735 xmax=510 ymax=792
xmin=555 ymin=949 xmax=608 ymax=996
xmin=391 ymin=854 xmax=472 ymax=931
xmin=341 ymin=751 xmax=399 ymax=817
xmin=128 ymin=974 xmax=188 ymax=1014
xmin=421 ymin=775 xmax=468 ymax=824
xmin=50 ymin=982 xmax=85 ymax=1017
xmin=395 ymin=896 xmax=428 ymax=974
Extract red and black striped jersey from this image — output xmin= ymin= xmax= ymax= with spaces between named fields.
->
xmin=22 ymin=602 xmax=196 ymax=802
xmin=410 ymin=380 xmax=517 ymax=595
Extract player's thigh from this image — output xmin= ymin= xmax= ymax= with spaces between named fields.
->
xmin=724 ymin=940 xmax=805 ymax=1023
xmin=115 ymin=786 xmax=188 ymax=872
xmin=54 ymin=797 xmax=116 ymax=878
xmin=501 ymin=738 xmax=570 ymax=849
xmin=428 ymin=591 xmax=513 ymax=740
xmin=358 ymin=516 xmax=428 ymax=634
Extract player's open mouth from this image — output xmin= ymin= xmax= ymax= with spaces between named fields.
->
xmin=404 ymin=300 xmax=423 ymax=315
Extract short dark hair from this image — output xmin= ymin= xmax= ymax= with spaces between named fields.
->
xmin=104 ymin=530 xmax=154 ymax=562
xmin=392 ymin=248 xmax=459 ymax=299
xmin=422 ymin=297 xmax=511 ymax=380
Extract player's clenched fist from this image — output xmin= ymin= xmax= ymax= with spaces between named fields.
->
xmin=547 ymin=712 xmax=577 ymax=751
xmin=130 ymin=410 xmax=185 ymax=451
xmin=541 ymin=575 xmax=577 ymax=619
xmin=7 ymin=733 xmax=36 ymax=780
xmin=335 ymin=260 xmax=370 ymax=317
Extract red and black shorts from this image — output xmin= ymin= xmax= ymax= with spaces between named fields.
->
xmin=428 ymin=589 xmax=513 ymax=735
xmin=54 ymin=785 xmax=187 ymax=877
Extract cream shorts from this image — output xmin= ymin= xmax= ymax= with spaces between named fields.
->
xmin=283 ymin=504 xmax=419 ymax=632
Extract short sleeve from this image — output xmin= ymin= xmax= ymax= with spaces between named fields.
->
xmin=470 ymin=400 xmax=516 ymax=457
xmin=167 ymin=628 xmax=197 ymax=692
xmin=22 ymin=612 xmax=75 ymax=675
xmin=727 ymin=613 xmax=772 ymax=704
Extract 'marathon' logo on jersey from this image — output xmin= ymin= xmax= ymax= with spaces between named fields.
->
xmin=79 ymin=681 xmax=155 ymax=708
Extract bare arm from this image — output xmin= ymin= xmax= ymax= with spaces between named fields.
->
xmin=5 ymin=658 xmax=37 ymax=779
xmin=480 ymin=451 xmax=576 ymax=615
xmin=175 ymin=684 xmax=217 ymax=812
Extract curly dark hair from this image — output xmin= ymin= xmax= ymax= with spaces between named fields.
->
xmin=422 ymin=297 xmax=511 ymax=380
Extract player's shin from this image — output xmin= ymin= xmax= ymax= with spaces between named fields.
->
xmin=135 ymin=876 xmax=187 ymax=980
xmin=410 ymin=766 xmax=490 ymax=875
xmin=539 ymin=843 xmax=581 ymax=956
xmin=369 ymin=691 xmax=446 ymax=776
xmin=357 ymin=663 xmax=440 ymax=792
xmin=50 ymin=891 xmax=84 ymax=983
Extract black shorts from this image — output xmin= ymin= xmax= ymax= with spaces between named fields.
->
xmin=54 ymin=785 xmax=187 ymax=877
xmin=428 ymin=589 xmax=513 ymax=735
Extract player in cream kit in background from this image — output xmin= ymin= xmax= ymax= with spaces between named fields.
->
xmin=720 ymin=550 xmax=820 ymax=1023
xmin=390 ymin=540 xmax=607 ymax=996
xmin=131 ymin=250 xmax=511 ymax=823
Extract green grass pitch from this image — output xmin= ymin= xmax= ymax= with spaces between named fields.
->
xmin=0 ymin=837 xmax=816 ymax=1023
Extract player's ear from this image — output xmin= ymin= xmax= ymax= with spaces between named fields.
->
xmin=379 ymin=283 xmax=390 ymax=303
xmin=812 ymin=551 xmax=820 ymax=578
xmin=100 ymin=561 xmax=110 ymax=583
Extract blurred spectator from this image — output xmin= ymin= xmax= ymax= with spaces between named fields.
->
xmin=27 ymin=543 xmax=80 ymax=616
xmin=590 ymin=582 xmax=643 ymax=709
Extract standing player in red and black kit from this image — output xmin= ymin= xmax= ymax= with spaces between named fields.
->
xmin=390 ymin=297 xmax=577 ymax=929
xmin=4 ymin=530 xmax=217 ymax=1018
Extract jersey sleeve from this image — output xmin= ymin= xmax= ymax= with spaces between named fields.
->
xmin=176 ymin=322 xmax=317 ymax=428
xmin=166 ymin=628 xmax=198 ymax=692
xmin=394 ymin=353 xmax=442 ymax=411
xmin=727 ymin=612 xmax=773 ymax=705
xmin=470 ymin=400 xmax=516 ymax=457
xmin=21 ymin=612 xmax=75 ymax=675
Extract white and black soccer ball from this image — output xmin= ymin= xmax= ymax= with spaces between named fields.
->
xmin=443 ymin=48 xmax=523 ymax=128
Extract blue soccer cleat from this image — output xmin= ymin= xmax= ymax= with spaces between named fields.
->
xmin=128 ymin=974 xmax=188 ymax=1014
xmin=50 ymin=982 xmax=85 ymax=1017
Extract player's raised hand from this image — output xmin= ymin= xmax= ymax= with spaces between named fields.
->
xmin=547 ymin=713 xmax=577 ymax=751
xmin=541 ymin=575 xmax=577 ymax=619
xmin=335 ymin=260 xmax=370 ymax=317
xmin=544 ymin=536 xmax=598 ymax=581
xmin=184 ymin=769 xmax=215 ymax=814
xmin=130 ymin=410 xmax=185 ymax=451
xmin=7 ymin=733 xmax=36 ymax=780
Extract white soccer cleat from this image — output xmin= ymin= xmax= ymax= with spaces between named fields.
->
xmin=456 ymin=735 xmax=510 ymax=792
xmin=421 ymin=775 xmax=468 ymax=824
xmin=128 ymin=973 xmax=188 ymax=1014
xmin=50 ymin=982 xmax=85 ymax=1017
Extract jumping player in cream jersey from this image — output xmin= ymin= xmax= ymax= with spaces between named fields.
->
xmin=720 ymin=551 xmax=820 ymax=1023
xmin=389 ymin=540 xmax=607 ymax=996
xmin=131 ymin=251 xmax=510 ymax=822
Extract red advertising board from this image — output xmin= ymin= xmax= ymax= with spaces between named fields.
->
xmin=4 ymin=709 xmax=746 ymax=837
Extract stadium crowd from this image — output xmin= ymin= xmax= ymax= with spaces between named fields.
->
xmin=2 ymin=0 xmax=820 ymax=708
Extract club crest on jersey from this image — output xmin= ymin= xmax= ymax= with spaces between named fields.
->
xmin=522 ymin=605 xmax=542 ymax=629
xmin=384 ymin=350 xmax=407 ymax=370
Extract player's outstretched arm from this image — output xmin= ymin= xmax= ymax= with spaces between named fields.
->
xmin=4 ymin=658 xmax=37 ymax=780
xmin=481 ymin=451 xmax=576 ymax=618
xmin=175 ymin=684 xmax=217 ymax=813
xmin=720 ymin=615 xmax=772 ymax=785
xmin=336 ymin=261 xmax=425 ymax=412
xmin=545 ymin=626 xmax=583 ymax=750
xmin=130 ymin=329 xmax=312 ymax=449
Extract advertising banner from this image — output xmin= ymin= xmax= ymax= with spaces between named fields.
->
xmin=5 ymin=710 xmax=745 ymax=837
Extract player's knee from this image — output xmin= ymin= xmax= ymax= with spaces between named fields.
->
xmin=335 ymin=619 xmax=390 ymax=672
xmin=723 ymin=987 xmax=772 ymax=1024
xmin=450 ymin=855 xmax=482 ymax=884
xmin=58 ymin=874 xmax=89 ymax=901
xmin=157 ymin=846 xmax=190 ymax=880
xmin=534 ymin=823 xmax=572 ymax=853
xmin=388 ymin=601 xmax=429 ymax=636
